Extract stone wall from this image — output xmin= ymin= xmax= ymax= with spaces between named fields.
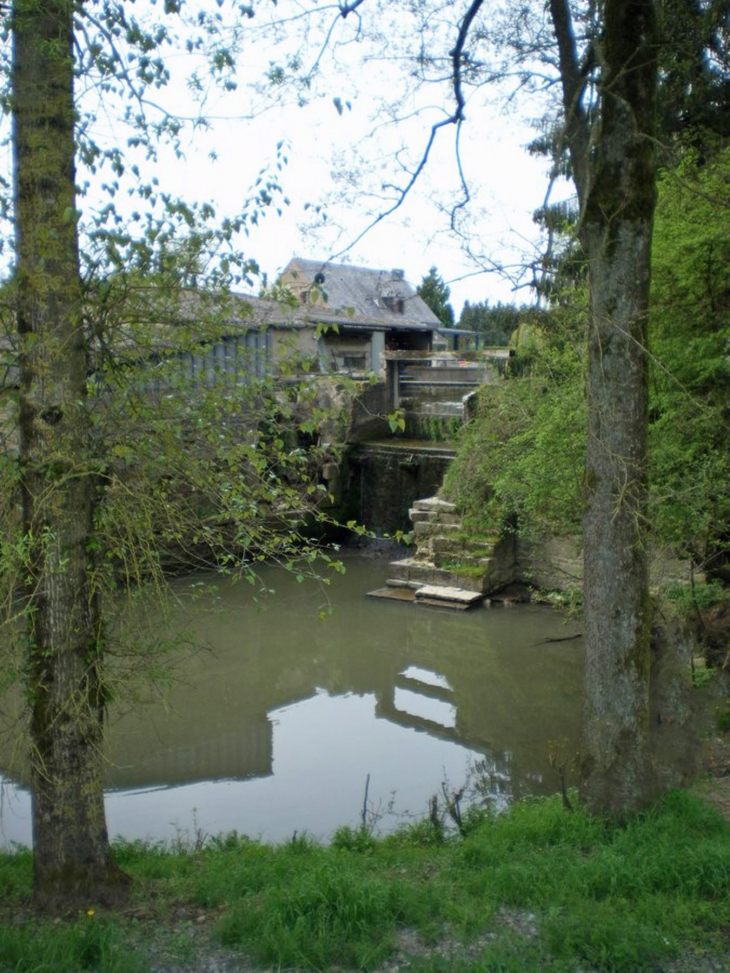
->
xmin=516 ymin=536 xmax=584 ymax=591
xmin=347 ymin=381 xmax=393 ymax=442
xmin=342 ymin=443 xmax=453 ymax=536
xmin=517 ymin=535 xmax=698 ymax=592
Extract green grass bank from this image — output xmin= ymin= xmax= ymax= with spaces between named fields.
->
xmin=0 ymin=790 xmax=727 ymax=971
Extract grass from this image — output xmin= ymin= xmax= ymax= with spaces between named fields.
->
xmin=0 ymin=913 xmax=147 ymax=972
xmin=0 ymin=790 xmax=727 ymax=971
xmin=442 ymin=561 xmax=489 ymax=578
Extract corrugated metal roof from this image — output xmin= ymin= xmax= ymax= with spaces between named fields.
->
xmin=0 ymin=261 xmax=439 ymax=374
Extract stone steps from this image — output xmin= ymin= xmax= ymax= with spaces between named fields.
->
xmin=387 ymin=556 xmax=488 ymax=593
xmin=369 ymin=494 xmax=516 ymax=610
xmin=412 ymin=497 xmax=457 ymax=513
xmin=410 ymin=510 xmax=461 ymax=525
xmin=432 ymin=551 xmax=492 ymax=571
xmin=431 ymin=535 xmax=500 ymax=556
xmin=413 ymin=520 xmax=462 ymax=541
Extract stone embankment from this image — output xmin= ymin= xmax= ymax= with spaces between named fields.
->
xmin=369 ymin=496 xmax=515 ymax=610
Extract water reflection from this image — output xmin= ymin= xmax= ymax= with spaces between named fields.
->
xmin=0 ymin=555 xmax=583 ymax=846
xmin=400 ymin=666 xmax=453 ymax=691
xmin=392 ymin=687 xmax=457 ymax=730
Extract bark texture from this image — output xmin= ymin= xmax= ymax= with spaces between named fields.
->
xmin=13 ymin=0 xmax=129 ymax=908
xmin=550 ymin=0 xmax=659 ymax=813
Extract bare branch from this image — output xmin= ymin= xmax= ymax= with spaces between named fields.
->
xmin=330 ymin=0 xmax=485 ymax=261
xmin=339 ymin=0 xmax=366 ymax=17
xmin=547 ymin=0 xmax=591 ymax=204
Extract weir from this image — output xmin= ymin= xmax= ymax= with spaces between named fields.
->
xmin=344 ymin=439 xmax=455 ymax=536
xmin=341 ymin=349 xmax=510 ymax=535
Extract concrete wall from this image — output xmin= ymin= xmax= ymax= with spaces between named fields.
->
xmin=342 ymin=444 xmax=453 ymax=535
xmin=322 ymin=332 xmax=372 ymax=374
xmin=271 ymin=324 xmax=386 ymax=377
xmin=516 ymin=536 xmax=584 ymax=591
xmin=517 ymin=535 xmax=698 ymax=592
xmin=269 ymin=325 xmax=319 ymax=366
xmin=347 ymin=381 xmax=393 ymax=442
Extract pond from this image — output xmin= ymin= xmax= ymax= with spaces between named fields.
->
xmin=0 ymin=554 xmax=583 ymax=847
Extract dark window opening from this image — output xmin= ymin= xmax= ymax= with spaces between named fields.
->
xmin=382 ymin=295 xmax=404 ymax=313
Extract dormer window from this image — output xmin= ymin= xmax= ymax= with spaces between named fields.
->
xmin=382 ymin=295 xmax=404 ymax=313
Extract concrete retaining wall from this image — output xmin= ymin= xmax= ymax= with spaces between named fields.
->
xmin=517 ymin=535 xmax=697 ymax=592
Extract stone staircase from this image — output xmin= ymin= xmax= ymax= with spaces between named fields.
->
xmin=369 ymin=496 xmax=515 ymax=610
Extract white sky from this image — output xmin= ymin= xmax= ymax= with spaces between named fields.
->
xmin=153 ymin=95 xmax=554 ymax=316
xmin=152 ymin=4 xmax=560 ymax=318
xmin=5 ymin=1 xmax=569 ymax=318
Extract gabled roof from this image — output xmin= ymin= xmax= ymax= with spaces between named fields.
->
xmin=279 ymin=257 xmax=440 ymax=330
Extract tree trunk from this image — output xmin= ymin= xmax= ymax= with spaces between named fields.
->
xmin=579 ymin=0 xmax=658 ymax=813
xmin=12 ymin=0 xmax=129 ymax=908
xmin=549 ymin=0 xmax=659 ymax=813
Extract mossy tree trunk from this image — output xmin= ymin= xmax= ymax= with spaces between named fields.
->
xmin=12 ymin=0 xmax=129 ymax=908
xmin=550 ymin=0 xmax=659 ymax=813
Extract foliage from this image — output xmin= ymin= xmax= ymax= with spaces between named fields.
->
xmin=332 ymin=825 xmax=378 ymax=854
xmin=444 ymin=299 xmax=586 ymax=539
xmin=458 ymin=300 xmax=543 ymax=347
xmin=655 ymin=0 xmax=729 ymax=144
xmin=217 ymin=858 xmax=410 ymax=969
xmin=1 ymin=790 xmax=727 ymax=970
xmin=416 ymin=266 xmax=454 ymax=328
xmin=659 ymin=579 xmax=725 ymax=617
xmin=646 ymin=148 xmax=729 ymax=573
xmin=404 ymin=412 xmax=461 ymax=442
xmin=0 ymin=914 xmax=145 ymax=972
xmin=0 ymin=281 xmax=346 ymax=703
xmin=445 ymin=149 xmax=729 ymax=571
xmin=0 ymin=0 xmax=354 ymax=905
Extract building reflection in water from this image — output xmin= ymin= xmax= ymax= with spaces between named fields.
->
xmin=0 ymin=557 xmax=582 ymax=846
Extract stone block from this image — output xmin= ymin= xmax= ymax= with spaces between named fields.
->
xmin=433 ymin=511 xmax=462 ymax=525
xmin=388 ymin=558 xmax=414 ymax=581
xmin=431 ymin=536 xmax=465 ymax=554
xmin=414 ymin=585 xmax=484 ymax=608
xmin=463 ymin=537 xmax=500 ymax=554
xmin=412 ymin=497 xmax=457 ymax=514
xmin=453 ymin=572 xmax=490 ymax=592
xmin=414 ymin=521 xmax=460 ymax=538
xmin=408 ymin=510 xmax=431 ymax=524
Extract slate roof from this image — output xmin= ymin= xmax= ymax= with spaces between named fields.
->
xmin=0 ymin=260 xmax=439 ymax=376
xmin=279 ymin=257 xmax=440 ymax=331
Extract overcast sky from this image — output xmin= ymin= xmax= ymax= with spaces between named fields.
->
xmin=4 ymin=1 xmax=568 ymax=318
xmin=149 ymin=2 xmax=561 ymax=317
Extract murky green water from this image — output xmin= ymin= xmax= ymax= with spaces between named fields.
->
xmin=0 ymin=555 xmax=583 ymax=846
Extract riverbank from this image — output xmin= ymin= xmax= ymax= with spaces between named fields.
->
xmin=1 ymin=788 xmax=727 ymax=971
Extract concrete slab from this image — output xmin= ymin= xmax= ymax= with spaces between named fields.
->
xmin=414 ymin=585 xmax=484 ymax=606
xmin=412 ymin=497 xmax=457 ymax=513
xmin=415 ymin=597 xmax=473 ymax=610
xmin=366 ymin=586 xmax=416 ymax=602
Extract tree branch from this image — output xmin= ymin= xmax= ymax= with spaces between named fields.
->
xmin=330 ymin=0 xmax=484 ymax=260
xmin=547 ymin=0 xmax=591 ymax=205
